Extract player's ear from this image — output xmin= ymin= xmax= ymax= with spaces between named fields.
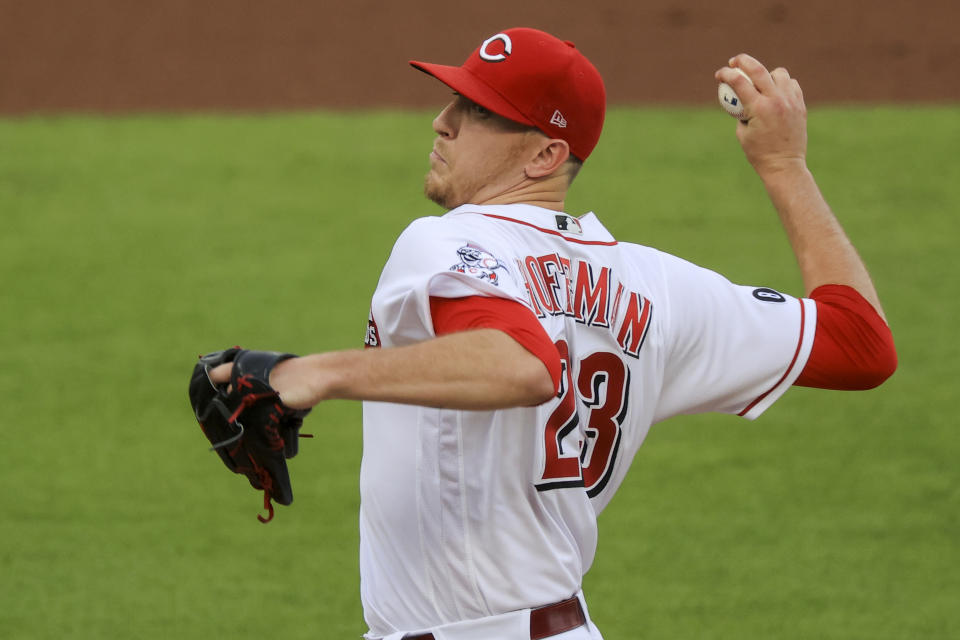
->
xmin=525 ymin=138 xmax=571 ymax=179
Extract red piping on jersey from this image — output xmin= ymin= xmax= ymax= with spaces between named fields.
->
xmin=478 ymin=213 xmax=619 ymax=246
xmin=737 ymin=299 xmax=807 ymax=417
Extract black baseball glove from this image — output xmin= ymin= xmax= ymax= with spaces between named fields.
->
xmin=189 ymin=348 xmax=311 ymax=523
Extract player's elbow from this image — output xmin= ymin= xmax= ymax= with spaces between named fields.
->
xmin=796 ymin=336 xmax=898 ymax=391
xmin=518 ymin=343 xmax=562 ymax=406
xmin=514 ymin=362 xmax=559 ymax=406
xmin=493 ymin=330 xmax=561 ymax=406
xmin=857 ymin=341 xmax=898 ymax=389
xmin=845 ymin=322 xmax=899 ymax=390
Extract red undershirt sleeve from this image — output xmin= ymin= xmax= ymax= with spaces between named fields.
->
xmin=429 ymin=296 xmax=563 ymax=394
xmin=794 ymin=284 xmax=897 ymax=390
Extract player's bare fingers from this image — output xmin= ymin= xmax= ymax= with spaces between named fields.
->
xmin=771 ymin=73 xmax=806 ymax=112
xmin=715 ymin=65 xmax=760 ymax=101
xmin=770 ymin=67 xmax=793 ymax=90
xmin=728 ymin=53 xmax=774 ymax=94
xmin=790 ymin=78 xmax=805 ymax=102
xmin=209 ymin=362 xmax=233 ymax=384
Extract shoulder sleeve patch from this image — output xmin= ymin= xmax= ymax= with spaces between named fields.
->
xmin=449 ymin=243 xmax=508 ymax=287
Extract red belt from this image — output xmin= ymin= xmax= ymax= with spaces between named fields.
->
xmin=404 ymin=595 xmax=586 ymax=640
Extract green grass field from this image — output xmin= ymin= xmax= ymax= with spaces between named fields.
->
xmin=1 ymin=105 xmax=957 ymax=639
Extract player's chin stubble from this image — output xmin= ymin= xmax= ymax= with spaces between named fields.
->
xmin=424 ymin=170 xmax=459 ymax=210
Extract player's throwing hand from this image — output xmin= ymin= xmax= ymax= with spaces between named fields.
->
xmin=716 ymin=53 xmax=808 ymax=177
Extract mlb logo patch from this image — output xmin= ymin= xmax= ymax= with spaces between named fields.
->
xmin=555 ymin=215 xmax=583 ymax=234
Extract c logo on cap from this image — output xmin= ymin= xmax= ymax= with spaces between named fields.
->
xmin=479 ymin=33 xmax=512 ymax=62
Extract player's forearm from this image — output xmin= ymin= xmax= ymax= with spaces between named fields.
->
xmin=278 ymin=329 xmax=556 ymax=410
xmin=760 ymin=162 xmax=887 ymax=322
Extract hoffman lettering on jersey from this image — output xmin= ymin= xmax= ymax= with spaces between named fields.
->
xmin=519 ymin=253 xmax=653 ymax=358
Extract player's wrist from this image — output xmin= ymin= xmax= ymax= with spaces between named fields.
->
xmin=272 ymin=354 xmax=333 ymax=409
xmin=754 ymin=159 xmax=817 ymax=198
xmin=753 ymin=155 xmax=808 ymax=181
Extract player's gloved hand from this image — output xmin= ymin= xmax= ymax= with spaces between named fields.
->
xmin=189 ymin=348 xmax=312 ymax=523
xmin=207 ymin=355 xmax=320 ymax=410
xmin=715 ymin=54 xmax=808 ymax=177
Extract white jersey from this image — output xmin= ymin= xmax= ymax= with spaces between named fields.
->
xmin=359 ymin=204 xmax=816 ymax=637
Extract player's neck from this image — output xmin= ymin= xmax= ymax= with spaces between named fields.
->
xmin=477 ymin=175 xmax=569 ymax=212
xmin=481 ymin=195 xmax=566 ymax=211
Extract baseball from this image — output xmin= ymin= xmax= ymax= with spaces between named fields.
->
xmin=718 ymin=67 xmax=753 ymax=119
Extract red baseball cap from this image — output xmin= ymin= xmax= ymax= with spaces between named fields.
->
xmin=410 ymin=27 xmax=606 ymax=161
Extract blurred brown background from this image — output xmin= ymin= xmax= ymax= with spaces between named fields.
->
xmin=1 ymin=0 xmax=957 ymax=114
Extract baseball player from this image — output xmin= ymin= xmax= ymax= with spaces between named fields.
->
xmin=208 ymin=27 xmax=896 ymax=640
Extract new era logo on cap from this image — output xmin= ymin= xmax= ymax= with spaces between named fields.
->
xmin=409 ymin=28 xmax=607 ymax=160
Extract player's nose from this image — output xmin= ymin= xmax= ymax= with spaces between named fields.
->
xmin=432 ymin=100 xmax=456 ymax=138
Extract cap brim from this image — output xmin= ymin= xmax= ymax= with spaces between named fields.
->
xmin=410 ymin=60 xmax=534 ymax=127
